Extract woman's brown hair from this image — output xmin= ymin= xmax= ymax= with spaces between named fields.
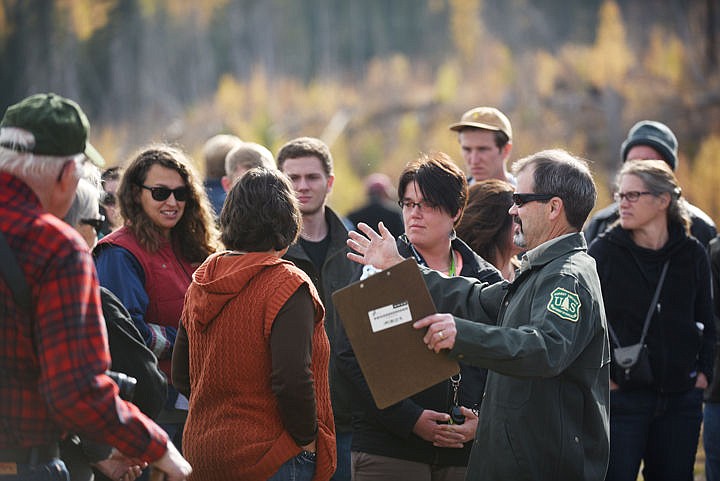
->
xmin=118 ymin=144 xmax=220 ymax=262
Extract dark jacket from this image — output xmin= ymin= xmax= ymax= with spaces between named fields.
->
xmin=708 ymin=236 xmax=720 ymax=402
xmin=423 ymin=233 xmax=610 ymax=481
xmin=588 ymin=224 xmax=715 ymax=392
xmin=584 ymin=201 xmax=717 ymax=247
xmin=347 ymin=199 xmax=404 ymax=238
xmin=283 ymin=207 xmax=363 ymax=433
xmin=336 ymin=235 xmax=503 ymax=466
xmin=101 ymin=287 xmax=167 ymax=419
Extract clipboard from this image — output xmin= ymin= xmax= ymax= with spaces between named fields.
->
xmin=332 ymin=258 xmax=459 ymax=409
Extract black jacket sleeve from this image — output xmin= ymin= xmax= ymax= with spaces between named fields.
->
xmin=101 ymin=286 xmax=167 ymax=419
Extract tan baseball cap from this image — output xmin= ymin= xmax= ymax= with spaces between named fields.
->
xmin=449 ymin=107 xmax=512 ymax=140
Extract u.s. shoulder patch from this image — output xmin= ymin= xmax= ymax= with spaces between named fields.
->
xmin=547 ymin=287 xmax=581 ymax=322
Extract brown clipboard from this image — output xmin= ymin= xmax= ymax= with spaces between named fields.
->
xmin=332 ymin=258 xmax=459 ymax=409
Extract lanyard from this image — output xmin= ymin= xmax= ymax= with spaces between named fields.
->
xmin=409 ymin=242 xmax=457 ymax=277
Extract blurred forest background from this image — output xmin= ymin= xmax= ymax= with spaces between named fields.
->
xmin=1 ymin=0 xmax=719 ymax=222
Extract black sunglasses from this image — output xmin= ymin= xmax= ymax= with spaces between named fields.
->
xmin=140 ymin=185 xmax=190 ymax=202
xmin=80 ymin=215 xmax=106 ymax=233
xmin=512 ymin=193 xmax=557 ymax=207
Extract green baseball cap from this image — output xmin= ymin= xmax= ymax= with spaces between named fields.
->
xmin=0 ymin=93 xmax=104 ymax=167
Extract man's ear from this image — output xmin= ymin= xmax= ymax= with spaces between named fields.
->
xmin=547 ymin=196 xmax=564 ymax=221
xmin=326 ymin=173 xmax=335 ymax=192
xmin=221 ymin=175 xmax=231 ymax=193
xmin=501 ymin=141 xmax=513 ymax=160
xmin=56 ymin=160 xmax=77 ymax=193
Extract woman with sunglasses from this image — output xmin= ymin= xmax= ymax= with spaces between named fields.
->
xmin=338 ymin=152 xmax=502 ymax=481
xmin=588 ymin=160 xmax=714 ymax=481
xmin=95 ymin=144 xmax=220 ymax=455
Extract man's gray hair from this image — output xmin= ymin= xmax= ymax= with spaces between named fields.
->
xmin=0 ymin=126 xmax=84 ymax=184
xmin=64 ymin=177 xmax=101 ymax=227
xmin=512 ymin=149 xmax=597 ymax=230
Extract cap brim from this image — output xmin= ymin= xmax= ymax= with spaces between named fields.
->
xmin=84 ymin=142 xmax=105 ymax=167
xmin=449 ymin=121 xmax=503 ymax=133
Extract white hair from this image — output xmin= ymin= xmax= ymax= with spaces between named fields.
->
xmin=0 ymin=126 xmax=85 ymax=184
xmin=64 ymin=177 xmax=101 ymax=227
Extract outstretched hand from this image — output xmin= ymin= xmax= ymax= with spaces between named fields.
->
xmin=346 ymin=222 xmax=404 ymax=270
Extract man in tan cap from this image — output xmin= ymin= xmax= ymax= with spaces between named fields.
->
xmin=449 ymin=106 xmax=514 ymax=185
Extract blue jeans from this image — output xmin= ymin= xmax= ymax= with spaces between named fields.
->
xmin=605 ymin=388 xmax=703 ymax=481
xmin=705 ymin=402 xmax=720 ymax=481
xmin=267 ymin=451 xmax=316 ymax=481
xmin=0 ymin=459 xmax=68 ymax=481
xmin=331 ymin=431 xmax=352 ymax=481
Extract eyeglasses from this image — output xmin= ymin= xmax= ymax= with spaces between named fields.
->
xmin=398 ymin=199 xmax=439 ymax=212
xmin=80 ymin=215 xmax=106 ymax=233
xmin=613 ymin=191 xmax=654 ymax=203
xmin=140 ymin=185 xmax=190 ymax=202
xmin=511 ymin=193 xmax=557 ymax=207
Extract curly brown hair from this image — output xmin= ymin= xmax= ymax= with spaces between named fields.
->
xmin=117 ymin=144 xmax=220 ymax=262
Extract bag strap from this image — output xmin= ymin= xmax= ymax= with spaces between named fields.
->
xmin=608 ymin=260 xmax=669 ymax=348
xmin=0 ymin=229 xmax=32 ymax=311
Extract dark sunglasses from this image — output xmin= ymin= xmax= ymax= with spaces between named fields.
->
xmin=80 ymin=215 xmax=106 ymax=233
xmin=140 ymin=185 xmax=190 ymax=202
xmin=512 ymin=193 xmax=557 ymax=207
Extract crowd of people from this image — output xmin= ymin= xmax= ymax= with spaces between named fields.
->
xmin=0 ymin=92 xmax=718 ymax=481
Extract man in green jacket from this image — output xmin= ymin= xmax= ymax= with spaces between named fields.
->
xmin=348 ymin=149 xmax=610 ymax=481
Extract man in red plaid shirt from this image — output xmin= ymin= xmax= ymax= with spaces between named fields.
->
xmin=0 ymin=93 xmax=191 ymax=481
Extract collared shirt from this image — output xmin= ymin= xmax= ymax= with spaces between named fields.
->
xmin=0 ymin=172 xmax=167 ymax=461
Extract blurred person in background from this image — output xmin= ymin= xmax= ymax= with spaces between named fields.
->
xmin=448 ymin=106 xmax=514 ymax=185
xmin=277 ymin=136 xmax=363 ymax=481
xmin=584 ymin=120 xmax=716 ymax=246
xmin=172 ymin=167 xmax=336 ymax=481
xmin=456 ymin=179 xmax=522 ymax=281
xmin=347 ymin=173 xmax=404 ymax=238
xmin=221 ymin=140 xmax=275 ymax=191
xmin=98 ymin=166 xmax=122 ymax=238
xmin=588 ymin=160 xmax=714 ymax=481
xmin=337 ymin=152 xmax=502 ymax=481
xmin=95 ymin=144 xmax=220 ymax=454
xmin=201 ymin=133 xmax=242 ymax=216
xmin=0 ymin=92 xmax=190 ymax=481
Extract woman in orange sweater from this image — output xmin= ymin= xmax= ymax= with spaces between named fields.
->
xmin=172 ymin=167 xmax=336 ymax=481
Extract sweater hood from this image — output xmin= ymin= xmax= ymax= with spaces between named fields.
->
xmin=186 ymin=251 xmax=291 ymax=331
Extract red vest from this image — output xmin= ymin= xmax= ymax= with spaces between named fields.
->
xmin=97 ymin=227 xmax=194 ymax=376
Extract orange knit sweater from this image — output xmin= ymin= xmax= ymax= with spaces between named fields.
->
xmin=181 ymin=252 xmax=336 ymax=480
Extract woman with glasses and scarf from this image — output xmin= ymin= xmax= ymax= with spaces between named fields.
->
xmin=94 ymin=144 xmax=220 ymax=456
xmin=338 ymin=152 xmax=502 ymax=481
xmin=588 ymin=159 xmax=714 ymax=481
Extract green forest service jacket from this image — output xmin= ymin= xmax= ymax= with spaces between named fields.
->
xmin=423 ymin=232 xmax=610 ymax=481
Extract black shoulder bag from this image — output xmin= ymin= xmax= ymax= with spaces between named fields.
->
xmin=608 ymin=260 xmax=669 ymax=389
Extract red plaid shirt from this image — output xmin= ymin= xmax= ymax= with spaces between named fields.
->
xmin=0 ymin=172 xmax=167 ymax=462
